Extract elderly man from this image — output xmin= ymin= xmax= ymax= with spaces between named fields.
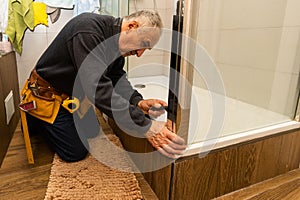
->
xmin=24 ymin=10 xmax=185 ymax=162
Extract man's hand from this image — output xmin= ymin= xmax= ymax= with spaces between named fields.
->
xmin=146 ymin=121 xmax=186 ymax=159
xmin=138 ymin=99 xmax=167 ymax=118
xmin=166 ymin=119 xmax=176 ymax=132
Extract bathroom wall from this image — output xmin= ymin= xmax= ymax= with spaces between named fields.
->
xmin=16 ymin=9 xmax=74 ymax=92
xmin=16 ymin=0 xmax=173 ymax=92
xmin=127 ymin=0 xmax=174 ymax=78
xmin=192 ymin=0 xmax=300 ymax=117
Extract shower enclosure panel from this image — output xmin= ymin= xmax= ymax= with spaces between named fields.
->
xmin=184 ymin=0 xmax=300 ymax=145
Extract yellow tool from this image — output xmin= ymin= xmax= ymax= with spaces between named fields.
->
xmin=20 ymin=110 xmax=34 ymax=164
xmin=62 ymin=97 xmax=80 ymax=113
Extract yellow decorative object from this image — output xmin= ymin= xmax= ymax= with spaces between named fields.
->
xmin=32 ymin=2 xmax=48 ymax=27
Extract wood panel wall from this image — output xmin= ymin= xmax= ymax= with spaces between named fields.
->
xmin=108 ymin=119 xmax=173 ymax=200
xmin=171 ymin=129 xmax=300 ymax=200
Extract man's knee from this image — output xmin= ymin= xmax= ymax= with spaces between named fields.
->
xmin=57 ymin=147 xmax=89 ymax=162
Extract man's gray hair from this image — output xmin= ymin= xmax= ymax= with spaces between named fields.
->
xmin=123 ymin=10 xmax=163 ymax=30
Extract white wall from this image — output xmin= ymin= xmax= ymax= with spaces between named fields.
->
xmin=127 ymin=0 xmax=174 ymax=78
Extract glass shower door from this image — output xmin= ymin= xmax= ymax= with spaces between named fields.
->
xmin=179 ymin=0 xmax=300 ymax=145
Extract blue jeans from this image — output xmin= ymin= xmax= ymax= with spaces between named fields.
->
xmin=26 ymin=106 xmax=100 ymax=162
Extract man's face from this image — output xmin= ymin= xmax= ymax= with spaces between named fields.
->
xmin=119 ymin=26 xmax=161 ymax=57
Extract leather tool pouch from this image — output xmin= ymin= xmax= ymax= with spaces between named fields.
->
xmin=20 ymin=79 xmax=63 ymax=124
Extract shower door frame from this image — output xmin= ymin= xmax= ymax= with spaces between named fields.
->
xmin=171 ymin=0 xmax=198 ymax=143
xmin=175 ymin=0 xmax=300 ymax=144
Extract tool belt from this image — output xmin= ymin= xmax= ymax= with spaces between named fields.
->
xmin=19 ymin=69 xmax=80 ymax=124
xmin=29 ymin=69 xmax=69 ymax=100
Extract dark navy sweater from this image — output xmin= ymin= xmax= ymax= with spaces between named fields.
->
xmin=36 ymin=13 xmax=151 ymax=133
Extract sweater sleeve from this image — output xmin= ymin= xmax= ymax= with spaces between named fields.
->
xmin=107 ymin=58 xmax=144 ymax=106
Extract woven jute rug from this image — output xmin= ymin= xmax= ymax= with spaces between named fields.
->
xmin=44 ymin=128 xmax=143 ymax=200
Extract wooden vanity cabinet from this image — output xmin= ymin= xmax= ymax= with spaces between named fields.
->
xmin=0 ymin=52 xmax=20 ymax=166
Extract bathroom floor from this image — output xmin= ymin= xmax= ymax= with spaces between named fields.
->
xmin=0 ymin=122 xmax=53 ymax=199
xmin=215 ymin=168 xmax=300 ymax=200
xmin=0 ymin=119 xmax=158 ymax=200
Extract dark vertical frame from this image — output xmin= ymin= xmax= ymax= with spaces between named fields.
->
xmin=167 ymin=0 xmax=184 ymax=124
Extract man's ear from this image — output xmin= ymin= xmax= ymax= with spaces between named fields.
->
xmin=128 ymin=20 xmax=139 ymax=30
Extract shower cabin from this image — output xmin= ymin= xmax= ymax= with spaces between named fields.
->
xmin=107 ymin=0 xmax=300 ymax=199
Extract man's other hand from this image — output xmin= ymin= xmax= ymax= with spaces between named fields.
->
xmin=138 ymin=99 xmax=167 ymax=118
xmin=146 ymin=123 xmax=186 ymax=159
